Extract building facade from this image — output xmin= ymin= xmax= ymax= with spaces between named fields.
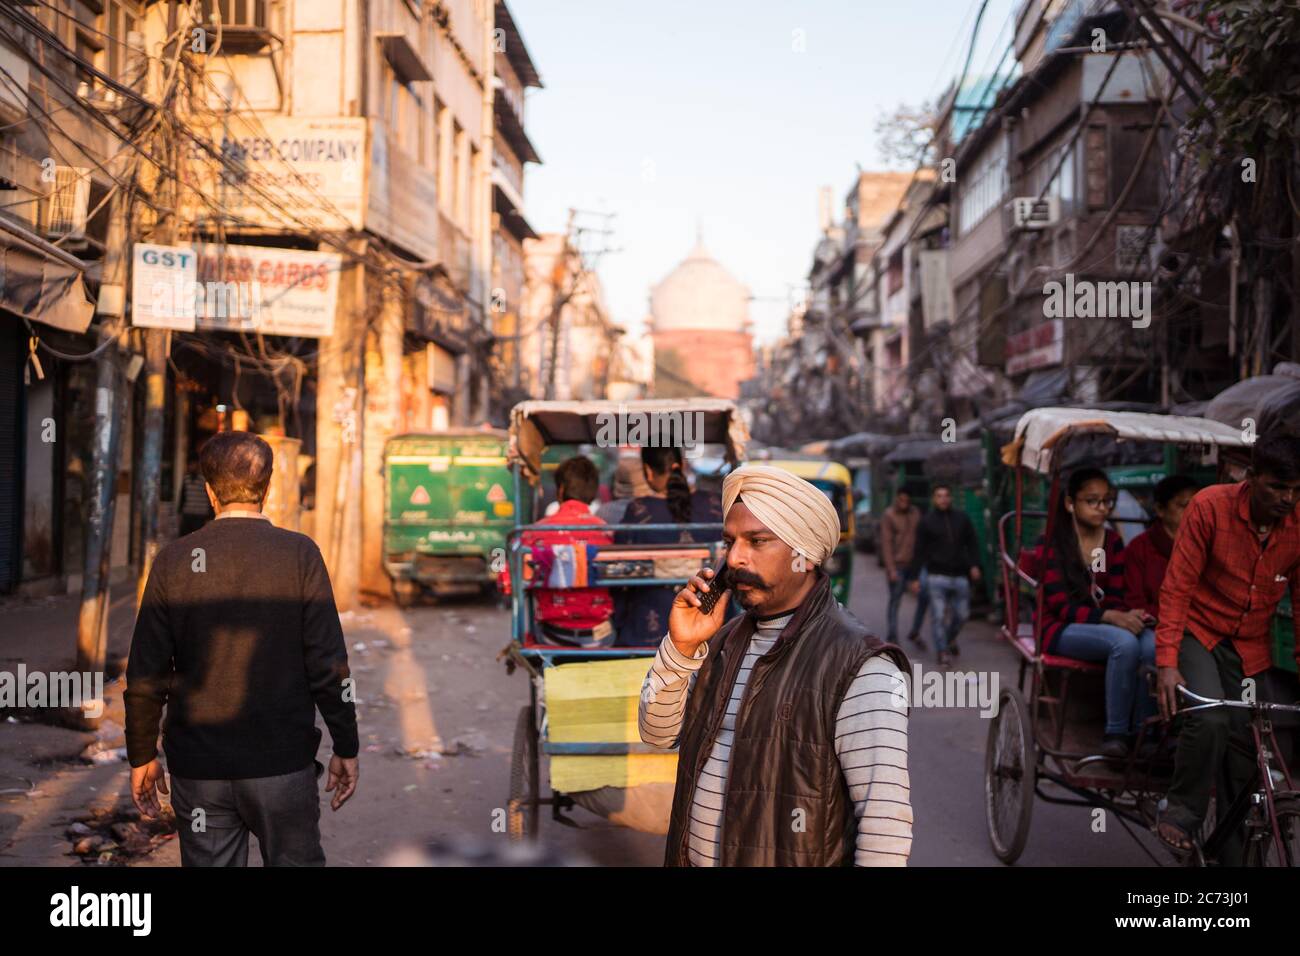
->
xmin=648 ymin=239 xmax=754 ymax=400
xmin=0 ymin=1 xmax=548 ymax=613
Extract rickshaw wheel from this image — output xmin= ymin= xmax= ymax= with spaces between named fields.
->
xmin=508 ymin=705 xmax=539 ymax=841
xmin=985 ymin=687 xmax=1035 ymax=863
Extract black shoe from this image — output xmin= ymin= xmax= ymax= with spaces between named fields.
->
xmin=906 ymin=631 xmax=924 ymax=646
xmin=1100 ymin=734 xmax=1131 ymax=759
xmin=949 ymin=641 xmax=961 ymax=657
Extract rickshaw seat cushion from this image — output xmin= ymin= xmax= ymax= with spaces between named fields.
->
xmin=1016 ymin=625 xmax=1104 ymax=672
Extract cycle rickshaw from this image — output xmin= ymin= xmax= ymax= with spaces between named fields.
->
xmin=984 ymin=407 xmax=1300 ymax=866
xmin=498 ymin=399 xmax=749 ymax=839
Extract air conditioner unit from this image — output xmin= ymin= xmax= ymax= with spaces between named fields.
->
xmin=1009 ymin=195 xmax=1060 ymax=230
xmin=42 ymin=166 xmax=90 ymax=239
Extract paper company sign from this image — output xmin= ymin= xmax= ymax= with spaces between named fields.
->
xmin=192 ymin=243 xmax=342 ymax=338
xmin=187 ymin=116 xmax=365 ymax=231
xmin=1005 ymin=319 xmax=1064 ymax=375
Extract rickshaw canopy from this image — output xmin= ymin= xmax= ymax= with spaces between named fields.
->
xmin=507 ymin=399 xmax=750 ymax=486
xmin=1001 ymin=407 xmax=1252 ymax=475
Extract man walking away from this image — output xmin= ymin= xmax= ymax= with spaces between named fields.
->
xmin=1154 ymin=430 xmax=1300 ymax=862
xmin=881 ymin=489 xmax=927 ymax=649
xmin=126 ymin=431 xmax=359 ymax=866
xmin=908 ymin=484 xmax=981 ymax=666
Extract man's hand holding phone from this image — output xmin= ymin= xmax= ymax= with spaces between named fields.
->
xmin=668 ymin=560 xmax=729 ymax=658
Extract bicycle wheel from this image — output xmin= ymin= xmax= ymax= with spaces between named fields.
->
xmin=1244 ymin=795 xmax=1300 ymax=867
xmin=985 ymin=687 xmax=1035 ymax=863
xmin=507 ymin=705 xmax=539 ymax=841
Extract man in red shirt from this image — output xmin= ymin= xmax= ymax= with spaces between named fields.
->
xmin=1155 ymin=431 xmax=1300 ymax=860
xmin=521 ymin=456 xmax=615 ymax=648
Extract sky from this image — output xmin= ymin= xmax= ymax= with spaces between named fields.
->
xmin=509 ymin=0 xmax=1019 ymax=345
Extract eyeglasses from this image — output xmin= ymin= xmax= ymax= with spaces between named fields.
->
xmin=1077 ymin=496 xmax=1118 ymax=509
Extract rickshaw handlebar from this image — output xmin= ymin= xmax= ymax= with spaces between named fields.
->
xmin=1176 ymin=685 xmax=1300 ymax=714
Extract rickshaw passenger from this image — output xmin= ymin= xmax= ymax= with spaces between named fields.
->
xmin=1122 ymin=475 xmax=1199 ymax=621
xmin=1038 ymin=467 xmax=1156 ymax=758
xmin=612 ymin=446 xmax=723 ymax=647
xmin=521 ymin=456 xmax=616 ymax=649
xmin=595 ymin=452 xmax=651 ymax=526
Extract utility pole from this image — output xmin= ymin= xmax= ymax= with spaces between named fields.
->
xmin=544 ymin=208 xmax=616 ymax=399
xmin=135 ymin=2 xmax=187 ymax=609
xmin=75 ymin=32 xmax=148 ymax=716
xmin=544 ymin=209 xmax=575 ymax=400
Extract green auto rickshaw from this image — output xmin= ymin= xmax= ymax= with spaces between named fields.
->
xmin=383 ymin=429 xmax=526 ymax=606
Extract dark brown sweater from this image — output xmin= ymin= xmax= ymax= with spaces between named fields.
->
xmin=125 ymin=516 xmax=359 ymax=779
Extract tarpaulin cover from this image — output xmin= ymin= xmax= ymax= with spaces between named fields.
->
xmin=0 ymin=217 xmax=94 ymax=333
xmin=1204 ymin=371 xmax=1300 ymax=439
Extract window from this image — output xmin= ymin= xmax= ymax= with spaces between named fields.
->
xmin=199 ymin=0 xmax=269 ymax=30
xmin=1028 ymin=139 xmax=1077 ymax=215
xmin=1110 ymin=122 xmax=1161 ymax=211
xmin=453 ymin=123 xmax=466 ymax=227
xmin=436 ymin=102 xmax=453 ymax=215
xmin=958 ymin=135 xmax=1008 ymax=236
xmin=74 ymin=27 xmax=102 ymax=89
xmin=40 ymin=1 xmax=75 ymax=50
xmin=100 ymin=2 xmax=141 ymax=81
xmin=381 ymin=61 xmax=425 ymax=162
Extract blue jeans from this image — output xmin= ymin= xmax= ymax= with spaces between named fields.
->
xmin=927 ymin=574 xmax=970 ymax=654
xmin=1054 ymin=623 xmax=1157 ymax=736
xmin=886 ymin=568 xmax=928 ymax=643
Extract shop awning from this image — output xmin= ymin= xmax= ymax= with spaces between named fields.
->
xmin=0 ymin=216 xmax=95 ymax=334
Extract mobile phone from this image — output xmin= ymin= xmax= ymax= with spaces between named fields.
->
xmin=695 ymin=551 xmax=731 ymax=616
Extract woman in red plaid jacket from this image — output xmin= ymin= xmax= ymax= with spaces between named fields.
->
xmin=1037 ymin=467 xmax=1157 ymax=758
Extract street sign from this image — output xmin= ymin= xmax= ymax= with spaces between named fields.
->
xmin=191 ymin=242 xmax=343 ymax=337
xmin=1005 ymin=319 xmax=1064 ymax=376
xmin=131 ymin=243 xmax=197 ymax=330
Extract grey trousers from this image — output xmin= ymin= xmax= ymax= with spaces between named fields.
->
xmin=169 ymin=763 xmax=325 ymax=867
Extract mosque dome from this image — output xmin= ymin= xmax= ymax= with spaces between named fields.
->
xmin=649 ymin=239 xmax=751 ymax=334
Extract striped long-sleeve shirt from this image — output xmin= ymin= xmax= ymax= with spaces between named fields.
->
xmin=638 ymin=611 xmax=912 ymax=866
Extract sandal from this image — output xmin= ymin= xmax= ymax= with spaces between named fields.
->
xmin=1154 ymin=808 xmax=1195 ymax=860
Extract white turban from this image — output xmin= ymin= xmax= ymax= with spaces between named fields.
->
xmin=722 ymin=464 xmax=841 ymax=566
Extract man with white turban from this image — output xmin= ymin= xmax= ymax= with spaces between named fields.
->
xmin=638 ymin=464 xmax=914 ymax=866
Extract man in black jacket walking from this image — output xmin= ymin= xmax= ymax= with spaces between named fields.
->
xmin=126 ymin=431 xmax=359 ymax=866
xmin=908 ymin=483 xmax=981 ymax=666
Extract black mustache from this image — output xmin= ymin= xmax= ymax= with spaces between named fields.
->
xmin=728 ymin=568 xmax=767 ymax=588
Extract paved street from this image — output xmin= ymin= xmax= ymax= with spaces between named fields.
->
xmin=0 ymin=555 xmax=1168 ymax=867
xmin=339 ymin=552 xmax=1166 ymax=865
